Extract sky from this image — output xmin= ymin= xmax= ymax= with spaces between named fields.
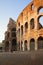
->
xmin=0 ymin=0 xmax=32 ymax=42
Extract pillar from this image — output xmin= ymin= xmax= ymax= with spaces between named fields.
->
xmin=23 ymin=41 xmax=24 ymax=51
xmin=35 ymin=39 xmax=37 ymax=50
xmin=20 ymin=25 xmax=21 ymax=51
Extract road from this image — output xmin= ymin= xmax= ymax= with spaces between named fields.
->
xmin=0 ymin=50 xmax=43 ymax=65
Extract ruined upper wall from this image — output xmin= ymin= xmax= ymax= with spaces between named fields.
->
xmin=7 ymin=18 xmax=16 ymax=31
xmin=16 ymin=0 xmax=43 ymax=24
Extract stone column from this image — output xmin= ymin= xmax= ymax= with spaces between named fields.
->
xmin=27 ymin=40 xmax=30 ymax=51
xmin=34 ymin=10 xmax=38 ymax=31
xmin=35 ymin=39 xmax=37 ymax=50
xmin=22 ymin=23 xmax=25 ymax=51
xmin=23 ymin=41 xmax=24 ymax=51
xmin=20 ymin=25 xmax=21 ymax=51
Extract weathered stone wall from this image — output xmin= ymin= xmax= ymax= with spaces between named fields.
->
xmin=16 ymin=0 xmax=43 ymax=51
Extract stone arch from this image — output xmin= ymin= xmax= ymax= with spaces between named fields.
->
xmin=30 ymin=38 xmax=35 ymax=50
xmin=37 ymin=36 xmax=43 ymax=49
xmin=30 ymin=18 xmax=34 ymax=29
xmin=21 ymin=25 xmax=23 ymax=35
xmin=37 ymin=6 xmax=43 ymax=14
xmin=24 ymin=40 xmax=28 ymax=51
xmin=25 ymin=22 xmax=28 ymax=32
xmin=18 ymin=22 xmax=20 ymax=27
xmin=5 ymin=41 xmax=9 ymax=52
xmin=18 ymin=28 xmax=20 ymax=37
xmin=38 ymin=15 xmax=43 ymax=29
xmin=21 ymin=41 xmax=23 ymax=51
xmin=12 ymin=39 xmax=17 ymax=51
xmin=11 ymin=28 xmax=16 ymax=31
xmin=31 ymin=4 xmax=34 ymax=10
xmin=11 ymin=28 xmax=16 ymax=37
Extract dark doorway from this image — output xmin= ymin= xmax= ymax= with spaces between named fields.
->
xmin=30 ymin=19 xmax=34 ymax=29
xmin=30 ymin=39 xmax=35 ymax=50
xmin=25 ymin=22 xmax=28 ymax=32
xmin=21 ymin=41 xmax=23 ymax=51
xmin=5 ymin=41 xmax=9 ymax=52
xmin=38 ymin=37 xmax=43 ymax=49
xmin=18 ymin=42 xmax=20 ymax=51
xmin=21 ymin=25 xmax=23 ymax=35
xmin=12 ymin=39 xmax=17 ymax=51
xmin=24 ymin=40 xmax=27 ymax=51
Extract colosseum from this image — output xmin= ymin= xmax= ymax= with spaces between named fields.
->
xmin=2 ymin=18 xmax=17 ymax=52
xmin=2 ymin=0 xmax=43 ymax=52
xmin=16 ymin=0 xmax=43 ymax=51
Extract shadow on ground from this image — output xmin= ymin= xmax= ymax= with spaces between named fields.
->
xmin=0 ymin=50 xmax=43 ymax=65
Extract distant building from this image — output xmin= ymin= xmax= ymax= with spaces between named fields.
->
xmin=3 ymin=18 xmax=17 ymax=52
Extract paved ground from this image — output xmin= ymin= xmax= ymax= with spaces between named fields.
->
xmin=0 ymin=50 xmax=43 ymax=65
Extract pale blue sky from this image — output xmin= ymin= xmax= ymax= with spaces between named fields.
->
xmin=0 ymin=0 xmax=32 ymax=42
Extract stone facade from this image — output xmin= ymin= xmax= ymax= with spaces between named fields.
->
xmin=16 ymin=0 xmax=43 ymax=51
xmin=3 ymin=18 xmax=17 ymax=52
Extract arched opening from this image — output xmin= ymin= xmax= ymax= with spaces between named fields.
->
xmin=21 ymin=25 xmax=23 ymax=35
xmin=38 ymin=15 xmax=43 ymax=29
xmin=30 ymin=38 xmax=35 ymax=50
xmin=12 ymin=39 xmax=17 ymax=51
xmin=31 ymin=4 xmax=34 ymax=10
xmin=25 ymin=22 xmax=28 ymax=32
xmin=30 ymin=18 xmax=34 ymax=29
xmin=24 ymin=40 xmax=27 ymax=51
xmin=11 ymin=32 xmax=16 ymax=37
xmin=18 ymin=29 xmax=20 ymax=37
xmin=21 ymin=41 xmax=23 ymax=51
xmin=37 ymin=37 xmax=43 ymax=49
xmin=11 ymin=28 xmax=16 ymax=31
xmin=18 ymin=42 xmax=20 ymax=51
xmin=38 ymin=6 xmax=43 ymax=14
xmin=5 ymin=41 xmax=9 ymax=52
xmin=11 ymin=28 xmax=16 ymax=37
xmin=18 ymin=22 xmax=20 ymax=27
xmin=7 ymin=32 xmax=10 ymax=39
